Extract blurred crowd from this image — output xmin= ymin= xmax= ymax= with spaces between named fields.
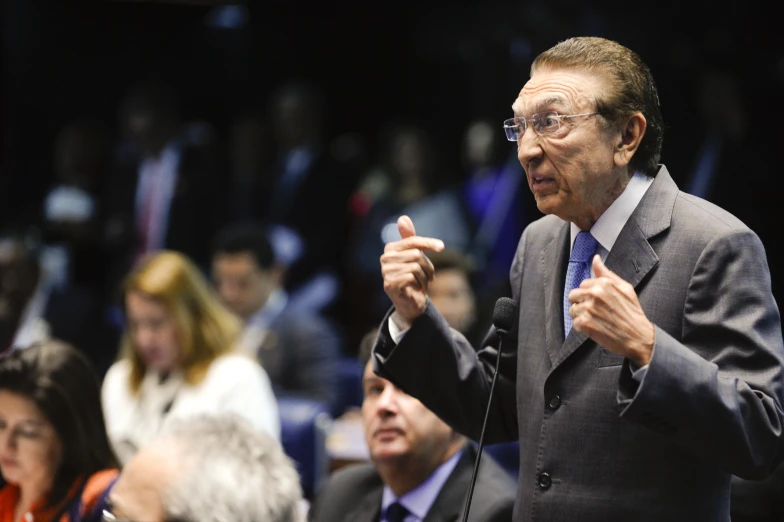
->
xmin=2 ymin=66 xmax=783 ymax=521
xmin=1 ymin=3 xmax=782 ymax=519
xmin=0 ymin=78 xmax=537 ymax=366
xmin=0 ymin=76 xmax=535 ymax=521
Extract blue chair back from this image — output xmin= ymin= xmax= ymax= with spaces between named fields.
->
xmin=334 ymin=356 xmax=365 ymax=416
xmin=484 ymin=441 xmax=520 ymax=478
xmin=278 ymin=397 xmax=332 ymax=499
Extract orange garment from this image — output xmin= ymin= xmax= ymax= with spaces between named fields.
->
xmin=0 ymin=469 xmax=118 ymax=522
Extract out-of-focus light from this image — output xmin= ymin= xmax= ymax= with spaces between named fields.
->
xmin=205 ymin=4 xmax=248 ymax=30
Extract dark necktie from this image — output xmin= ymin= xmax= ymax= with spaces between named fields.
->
xmin=385 ymin=501 xmax=410 ymax=522
xmin=563 ymin=230 xmax=598 ymax=337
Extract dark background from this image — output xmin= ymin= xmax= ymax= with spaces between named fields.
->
xmin=2 ymin=0 xmax=783 ymax=301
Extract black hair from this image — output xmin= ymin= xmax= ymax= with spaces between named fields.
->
xmin=358 ymin=327 xmax=380 ymax=367
xmin=0 ymin=340 xmax=118 ymax=509
xmin=211 ymin=223 xmax=275 ymax=270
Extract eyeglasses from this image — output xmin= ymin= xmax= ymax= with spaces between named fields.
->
xmin=103 ymin=508 xmax=186 ymax=522
xmin=103 ymin=510 xmax=133 ymax=522
xmin=503 ymin=111 xmax=600 ymax=141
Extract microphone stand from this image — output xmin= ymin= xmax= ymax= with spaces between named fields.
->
xmin=459 ymin=327 xmax=509 ymax=522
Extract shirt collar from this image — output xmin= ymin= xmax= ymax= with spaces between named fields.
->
xmin=12 ymin=278 xmax=52 ymax=350
xmin=380 ymin=448 xmax=463 ymax=521
xmin=570 ymin=171 xmax=653 ymax=253
xmin=246 ymin=289 xmax=288 ymax=331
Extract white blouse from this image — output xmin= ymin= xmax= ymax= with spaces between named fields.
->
xmin=102 ymin=353 xmax=280 ymax=465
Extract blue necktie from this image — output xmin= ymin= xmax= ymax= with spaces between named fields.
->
xmin=563 ymin=231 xmax=598 ymax=337
xmin=385 ymin=501 xmax=410 ymax=522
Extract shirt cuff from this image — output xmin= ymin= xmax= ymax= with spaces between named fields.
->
xmin=631 ymin=364 xmax=649 ymax=383
xmin=388 ymin=312 xmax=410 ymax=344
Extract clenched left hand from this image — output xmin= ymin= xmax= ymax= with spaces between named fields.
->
xmin=568 ymin=255 xmax=655 ymax=367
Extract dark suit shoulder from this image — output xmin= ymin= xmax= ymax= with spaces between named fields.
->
xmin=428 ymin=447 xmax=515 ymax=522
xmin=666 ymin=190 xmax=768 ymax=266
xmin=674 ymin=191 xmax=750 ymax=233
xmin=517 ymin=214 xmax=565 ymax=251
xmin=274 ymin=308 xmax=340 ymax=338
xmin=467 ymin=454 xmax=516 ymax=520
xmin=310 ymin=463 xmax=382 ymax=521
xmin=524 ymin=213 xmax=563 ymax=236
xmin=321 ymin=462 xmax=381 ymax=491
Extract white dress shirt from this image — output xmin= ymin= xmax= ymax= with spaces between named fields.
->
xmin=134 ymin=143 xmax=181 ymax=254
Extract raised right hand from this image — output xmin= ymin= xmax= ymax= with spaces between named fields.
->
xmin=380 ymin=215 xmax=445 ymax=327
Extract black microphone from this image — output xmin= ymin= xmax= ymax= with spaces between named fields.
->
xmin=460 ymin=297 xmax=517 ymax=522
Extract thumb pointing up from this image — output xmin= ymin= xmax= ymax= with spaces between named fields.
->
xmin=398 ymin=215 xmax=417 ymax=240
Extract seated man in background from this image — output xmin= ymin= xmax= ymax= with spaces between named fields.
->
xmin=211 ymin=223 xmax=342 ymax=413
xmin=0 ymin=232 xmax=112 ymax=371
xmin=309 ymin=328 xmax=515 ymax=522
xmin=107 ymin=413 xmax=304 ymax=522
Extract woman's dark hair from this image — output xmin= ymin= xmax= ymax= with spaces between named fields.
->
xmin=0 ymin=340 xmax=118 ymax=508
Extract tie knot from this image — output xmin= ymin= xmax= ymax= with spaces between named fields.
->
xmin=571 ymin=231 xmax=598 ymax=263
xmin=385 ymin=501 xmax=410 ymax=522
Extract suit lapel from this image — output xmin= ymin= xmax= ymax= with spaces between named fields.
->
xmin=541 ymin=222 xmax=571 ymax=365
xmin=549 ymin=167 xmax=677 ymax=371
xmin=422 ymin=447 xmax=475 ymax=522
xmin=343 ymin=486 xmax=382 ymax=522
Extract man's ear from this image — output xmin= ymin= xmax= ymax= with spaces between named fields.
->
xmin=614 ymin=112 xmax=646 ymax=168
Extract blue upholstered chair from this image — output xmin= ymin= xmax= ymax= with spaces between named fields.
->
xmin=277 ymin=397 xmax=332 ymax=499
xmin=484 ymin=440 xmax=520 ymax=478
xmin=334 ymin=356 xmax=365 ymax=416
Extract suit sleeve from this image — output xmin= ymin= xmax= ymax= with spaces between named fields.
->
xmin=619 ymin=228 xmax=784 ymax=479
xmin=288 ymin=316 xmax=342 ymax=413
xmin=372 ymin=230 xmax=529 ymax=444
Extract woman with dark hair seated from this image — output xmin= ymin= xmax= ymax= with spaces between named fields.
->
xmin=0 ymin=340 xmax=118 ymax=522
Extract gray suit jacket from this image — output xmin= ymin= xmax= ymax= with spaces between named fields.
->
xmin=255 ymin=305 xmax=342 ymax=413
xmin=373 ymin=167 xmax=784 ymax=521
xmin=308 ymin=444 xmax=515 ymax=522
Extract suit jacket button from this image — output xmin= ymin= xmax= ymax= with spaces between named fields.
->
xmin=547 ymin=395 xmax=561 ymax=410
xmin=538 ymin=472 xmax=552 ymax=489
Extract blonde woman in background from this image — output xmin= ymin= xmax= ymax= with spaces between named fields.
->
xmin=101 ymin=251 xmax=279 ymax=465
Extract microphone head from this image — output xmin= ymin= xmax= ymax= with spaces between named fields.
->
xmin=492 ymin=297 xmax=517 ymax=336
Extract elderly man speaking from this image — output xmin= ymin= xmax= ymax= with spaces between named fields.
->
xmin=373 ymin=36 xmax=784 ymax=521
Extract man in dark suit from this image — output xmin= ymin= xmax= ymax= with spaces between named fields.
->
xmin=263 ymin=82 xmax=359 ymax=306
xmin=0 ymin=233 xmax=113 ymax=371
xmin=373 ymin=37 xmax=784 ymax=521
xmin=211 ymin=223 xmax=342 ymax=414
xmin=309 ymin=328 xmax=515 ymax=522
xmin=730 ymin=460 xmax=784 ymax=521
xmin=103 ymin=83 xmax=224 ymax=294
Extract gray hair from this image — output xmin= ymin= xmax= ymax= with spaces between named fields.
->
xmin=159 ymin=413 xmax=303 ymax=522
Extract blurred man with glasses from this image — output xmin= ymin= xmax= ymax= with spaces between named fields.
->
xmin=104 ymin=414 xmax=303 ymax=522
xmin=372 ymin=36 xmax=784 ymax=521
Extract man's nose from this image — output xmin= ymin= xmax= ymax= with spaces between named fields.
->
xmin=135 ymin=327 xmax=155 ymax=349
xmin=0 ymin=431 xmax=15 ymax=451
xmin=517 ymin=126 xmax=543 ymax=166
xmin=219 ymin=284 xmax=238 ymax=303
xmin=376 ymin=386 xmax=401 ymax=413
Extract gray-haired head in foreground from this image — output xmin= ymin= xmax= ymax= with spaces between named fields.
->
xmin=160 ymin=413 xmax=303 ymax=522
